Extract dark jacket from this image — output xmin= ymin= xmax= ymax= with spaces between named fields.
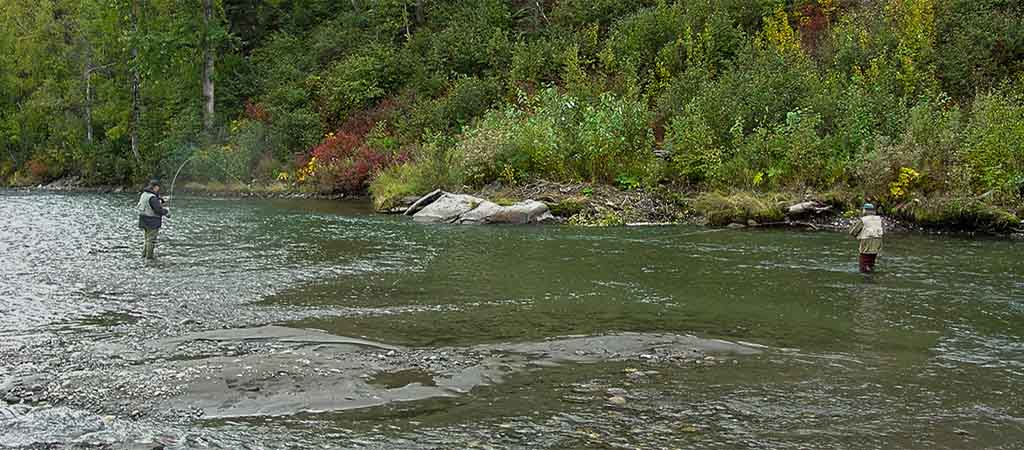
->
xmin=138 ymin=189 xmax=169 ymax=229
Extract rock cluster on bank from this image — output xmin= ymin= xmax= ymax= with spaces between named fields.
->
xmin=403 ymin=189 xmax=555 ymax=225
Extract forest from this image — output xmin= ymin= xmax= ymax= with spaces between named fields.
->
xmin=2 ymin=0 xmax=1022 ymax=224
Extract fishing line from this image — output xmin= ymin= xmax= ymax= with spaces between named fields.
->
xmin=168 ymin=152 xmax=198 ymax=203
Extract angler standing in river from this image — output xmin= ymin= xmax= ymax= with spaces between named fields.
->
xmin=138 ymin=179 xmax=170 ymax=259
xmin=849 ymin=203 xmax=884 ymax=273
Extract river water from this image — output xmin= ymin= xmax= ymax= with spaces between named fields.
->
xmin=0 ymin=191 xmax=1021 ymax=450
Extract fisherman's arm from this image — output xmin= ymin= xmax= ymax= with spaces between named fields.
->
xmin=848 ymin=219 xmax=863 ymax=237
xmin=150 ymin=196 xmax=170 ymax=217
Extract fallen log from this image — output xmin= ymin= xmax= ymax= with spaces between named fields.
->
xmin=403 ymin=189 xmax=445 ymax=216
xmin=750 ymin=221 xmax=820 ymax=230
xmin=786 ymin=200 xmax=831 ymax=216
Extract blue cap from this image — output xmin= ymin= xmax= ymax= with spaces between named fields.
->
xmin=863 ymin=203 xmax=875 ymax=210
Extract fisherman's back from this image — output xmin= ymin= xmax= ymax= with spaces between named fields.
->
xmin=849 ymin=204 xmax=884 ymax=273
xmin=138 ymin=190 xmax=162 ymax=230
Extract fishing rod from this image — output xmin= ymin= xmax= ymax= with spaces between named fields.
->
xmin=167 ymin=152 xmax=198 ymax=204
xmin=167 ymin=147 xmax=246 ymax=202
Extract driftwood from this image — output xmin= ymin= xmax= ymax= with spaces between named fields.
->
xmin=403 ymin=189 xmax=444 ymax=216
xmin=786 ymin=200 xmax=832 ymax=216
xmin=750 ymin=221 xmax=820 ymax=230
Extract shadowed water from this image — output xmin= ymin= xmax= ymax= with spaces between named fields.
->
xmin=0 ymin=191 xmax=1021 ymax=449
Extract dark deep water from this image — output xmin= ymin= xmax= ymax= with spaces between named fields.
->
xmin=1 ymin=191 xmax=1022 ymax=449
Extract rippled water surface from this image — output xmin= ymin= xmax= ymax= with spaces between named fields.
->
xmin=1 ymin=191 xmax=1022 ymax=449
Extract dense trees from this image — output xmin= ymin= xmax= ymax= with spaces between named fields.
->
xmin=1 ymin=0 xmax=1022 ymax=217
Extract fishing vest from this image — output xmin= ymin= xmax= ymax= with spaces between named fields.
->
xmin=138 ymin=191 xmax=159 ymax=217
xmin=857 ymin=215 xmax=884 ymax=240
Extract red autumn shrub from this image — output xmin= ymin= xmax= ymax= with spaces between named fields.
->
xmin=304 ymin=100 xmax=408 ymax=193
xmin=27 ymin=158 xmax=50 ymax=180
xmin=797 ymin=2 xmax=834 ymax=57
xmin=244 ymin=100 xmax=271 ymax=122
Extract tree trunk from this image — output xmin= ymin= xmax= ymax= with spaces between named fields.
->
xmin=534 ymin=1 xmax=549 ymax=25
xmin=83 ymin=54 xmax=93 ymax=145
xmin=129 ymin=0 xmax=142 ymax=166
xmin=201 ymin=0 xmax=215 ymax=141
xmin=415 ymin=0 xmax=425 ymax=25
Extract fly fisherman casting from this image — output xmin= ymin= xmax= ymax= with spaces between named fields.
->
xmin=137 ymin=179 xmax=170 ymax=259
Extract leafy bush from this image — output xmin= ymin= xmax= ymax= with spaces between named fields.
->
xmin=724 ymin=109 xmax=835 ymax=190
xmin=265 ymin=104 xmax=323 ymax=159
xmin=509 ymin=37 xmax=562 ymax=85
xmin=550 ymin=0 xmax=656 ymax=32
xmin=892 ymin=196 xmax=1021 ymax=231
xmin=963 ymin=89 xmax=1024 ymax=200
xmin=369 ymin=139 xmax=465 ymax=211
xmin=692 ymin=191 xmax=787 ymax=226
xmin=312 ymin=45 xmax=406 ymax=126
xmin=395 ymin=76 xmax=503 ymax=141
xmin=307 ymin=104 xmax=410 ymax=193
xmin=853 ymin=98 xmax=965 ymax=200
xmin=934 ymin=0 xmax=1024 ymax=101
xmin=74 ymin=141 xmax=134 ymax=185
xmin=599 ymin=2 xmax=685 ymax=89
xmin=421 ymin=0 xmax=512 ymax=76
xmin=664 ymin=105 xmax=724 ymax=185
xmin=573 ymin=92 xmax=656 ymax=183
xmin=228 ymin=119 xmax=275 ymax=179
xmin=452 ymin=109 xmax=515 ymax=186
xmin=451 ymin=88 xmax=655 ymax=186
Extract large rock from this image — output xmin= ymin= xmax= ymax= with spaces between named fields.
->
xmin=455 ymin=200 xmax=504 ymax=224
xmin=412 ymin=192 xmax=554 ymax=225
xmin=459 ymin=199 xmax=553 ymax=224
xmin=412 ymin=193 xmax=484 ymax=224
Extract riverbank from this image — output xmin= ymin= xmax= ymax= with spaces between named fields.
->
xmin=7 ymin=176 xmax=355 ymax=201
xmin=9 ymin=176 xmax=1022 ymax=235
xmin=397 ymin=180 xmax=1021 ymax=235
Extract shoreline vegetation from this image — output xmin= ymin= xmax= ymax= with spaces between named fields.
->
xmin=12 ymin=177 xmax=1022 ymax=236
xmin=3 ymin=1 xmax=1022 ymax=234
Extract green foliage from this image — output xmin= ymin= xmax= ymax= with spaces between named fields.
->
xmin=722 ymin=109 xmax=834 ymax=189
xmin=600 ymin=2 xmax=686 ymax=91
xmin=399 ymin=76 xmax=504 ymax=139
xmin=692 ymin=191 xmax=786 ymax=226
xmin=369 ymin=139 xmax=465 ymax=211
xmin=599 ymin=1 xmax=761 ymax=98
xmin=934 ymin=0 xmax=1024 ymax=101
xmin=452 ymin=108 xmax=515 ymax=186
xmin=854 ymin=97 xmax=965 ymax=200
xmin=419 ymin=0 xmax=512 ymax=76
xmin=963 ymin=88 xmax=1024 ymax=200
xmin=2 ymin=0 xmax=1023 ymax=227
xmin=509 ymin=37 xmax=563 ymax=85
xmin=664 ymin=106 xmax=724 ymax=184
xmin=452 ymin=88 xmax=655 ymax=186
xmin=893 ymin=196 xmax=1021 ymax=231
xmin=551 ymin=0 xmax=656 ymax=32
xmin=615 ymin=174 xmax=641 ymax=191
xmin=313 ymin=45 xmax=405 ymax=126
xmin=547 ymin=197 xmax=588 ymax=217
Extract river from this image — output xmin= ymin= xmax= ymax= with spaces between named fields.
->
xmin=1 ymin=191 xmax=1022 ymax=449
